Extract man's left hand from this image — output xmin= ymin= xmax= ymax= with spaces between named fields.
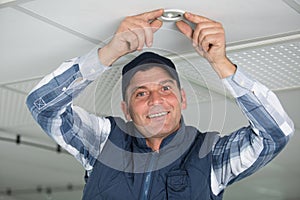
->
xmin=176 ymin=12 xmax=236 ymax=78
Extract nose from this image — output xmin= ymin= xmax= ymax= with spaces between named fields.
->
xmin=148 ymin=90 xmax=163 ymax=106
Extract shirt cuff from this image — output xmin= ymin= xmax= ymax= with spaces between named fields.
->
xmin=222 ymin=66 xmax=255 ymax=98
xmin=78 ymin=46 xmax=110 ymax=80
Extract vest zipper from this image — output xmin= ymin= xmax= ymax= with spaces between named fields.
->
xmin=140 ymin=152 xmax=158 ymax=200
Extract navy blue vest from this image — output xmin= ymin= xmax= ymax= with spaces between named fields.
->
xmin=82 ymin=117 xmax=223 ymax=200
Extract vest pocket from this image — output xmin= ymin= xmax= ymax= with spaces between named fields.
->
xmin=166 ymin=170 xmax=191 ymax=200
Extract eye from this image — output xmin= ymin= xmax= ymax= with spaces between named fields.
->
xmin=162 ymin=85 xmax=171 ymax=92
xmin=136 ymin=91 xmax=147 ymax=97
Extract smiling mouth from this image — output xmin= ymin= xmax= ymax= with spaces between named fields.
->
xmin=147 ymin=111 xmax=169 ymax=119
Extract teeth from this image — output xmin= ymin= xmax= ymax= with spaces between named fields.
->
xmin=148 ymin=111 xmax=168 ymax=119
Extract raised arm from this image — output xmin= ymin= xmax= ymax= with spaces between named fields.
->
xmin=176 ymin=12 xmax=294 ymax=196
xmin=26 ymin=48 xmax=112 ymax=171
xmin=211 ymin=68 xmax=294 ymax=195
xmin=26 ymin=9 xmax=164 ymax=171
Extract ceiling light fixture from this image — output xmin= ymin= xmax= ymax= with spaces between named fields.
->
xmin=159 ymin=9 xmax=185 ymax=22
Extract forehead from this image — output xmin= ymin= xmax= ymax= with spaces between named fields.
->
xmin=128 ymin=66 xmax=174 ymax=87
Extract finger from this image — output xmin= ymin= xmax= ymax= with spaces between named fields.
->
xmin=137 ymin=9 xmax=164 ymax=21
xmin=114 ymin=30 xmax=138 ymax=52
xmin=119 ymin=29 xmax=139 ymax=51
xmin=129 ymin=27 xmax=146 ymax=50
xmin=198 ymin=27 xmax=224 ymax=48
xmin=184 ymin=12 xmax=212 ymax=24
xmin=142 ymin=19 xmax=162 ymax=47
xmin=150 ymin=19 xmax=163 ymax=33
xmin=143 ymin=26 xmax=154 ymax=47
xmin=193 ymin=22 xmax=221 ymax=43
xmin=127 ymin=18 xmax=157 ymax=47
xmin=175 ymin=20 xmax=193 ymax=39
xmin=192 ymin=23 xmax=202 ymax=47
xmin=135 ymin=18 xmax=163 ymax=48
xmin=201 ymin=35 xmax=212 ymax=53
xmin=200 ymin=33 xmax=224 ymax=53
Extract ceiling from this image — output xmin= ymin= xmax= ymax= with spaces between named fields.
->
xmin=0 ymin=0 xmax=299 ymax=199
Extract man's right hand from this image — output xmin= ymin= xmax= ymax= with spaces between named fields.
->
xmin=99 ymin=9 xmax=164 ymax=66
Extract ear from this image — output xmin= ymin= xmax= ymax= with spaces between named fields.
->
xmin=180 ymin=89 xmax=187 ymax=110
xmin=121 ymin=101 xmax=132 ymax=121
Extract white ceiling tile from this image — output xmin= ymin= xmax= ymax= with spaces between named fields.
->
xmin=20 ymin=0 xmax=300 ymax=46
xmin=0 ymin=7 xmax=95 ymax=83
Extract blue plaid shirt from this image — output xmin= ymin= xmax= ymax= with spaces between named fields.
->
xmin=26 ymin=48 xmax=294 ymax=196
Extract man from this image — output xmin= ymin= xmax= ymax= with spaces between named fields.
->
xmin=26 ymin=9 xmax=294 ymax=200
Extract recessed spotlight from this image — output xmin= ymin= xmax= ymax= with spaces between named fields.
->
xmin=159 ymin=9 xmax=185 ymax=22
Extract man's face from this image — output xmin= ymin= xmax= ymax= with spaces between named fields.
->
xmin=121 ymin=66 xmax=187 ymax=139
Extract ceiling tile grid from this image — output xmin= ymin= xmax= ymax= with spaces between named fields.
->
xmin=228 ymin=39 xmax=300 ymax=91
xmin=0 ymin=87 xmax=32 ymax=128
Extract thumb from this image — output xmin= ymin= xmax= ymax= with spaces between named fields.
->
xmin=176 ymin=20 xmax=193 ymax=39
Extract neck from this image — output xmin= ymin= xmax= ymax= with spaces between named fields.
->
xmin=146 ymin=137 xmax=164 ymax=152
